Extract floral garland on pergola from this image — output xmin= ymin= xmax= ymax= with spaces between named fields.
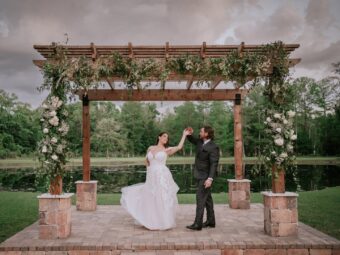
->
xmin=36 ymin=41 xmax=296 ymax=194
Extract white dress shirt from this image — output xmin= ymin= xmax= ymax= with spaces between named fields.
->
xmin=203 ymin=139 xmax=211 ymax=146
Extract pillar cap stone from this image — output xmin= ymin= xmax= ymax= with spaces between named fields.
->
xmin=37 ymin=193 xmax=74 ymax=199
xmin=227 ymin=179 xmax=251 ymax=182
xmin=75 ymin=180 xmax=98 ymax=184
xmin=261 ymin=191 xmax=299 ymax=197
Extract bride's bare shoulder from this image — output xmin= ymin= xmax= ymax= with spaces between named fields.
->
xmin=147 ymin=145 xmax=155 ymax=152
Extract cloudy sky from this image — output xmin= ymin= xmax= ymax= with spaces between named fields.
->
xmin=0 ymin=0 xmax=339 ymax=110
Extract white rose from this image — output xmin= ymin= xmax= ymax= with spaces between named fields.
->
xmin=283 ymin=119 xmax=288 ymax=125
xmin=287 ymin=110 xmax=296 ymax=118
xmin=42 ymin=103 xmax=48 ymax=109
xmin=266 ymin=117 xmax=271 ymax=123
xmin=290 ymin=130 xmax=295 ymax=136
xmin=58 ymin=122 xmax=69 ymax=135
xmin=51 ymin=137 xmax=58 ymax=144
xmin=290 ymin=134 xmax=297 ymax=141
xmin=43 ymin=128 xmax=49 ymax=134
xmin=274 ymin=113 xmax=281 ymax=119
xmin=271 ymin=151 xmax=276 ymax=155
xmin=49 ymin=110 xmax=57 ymax=117
xmin=280 ymin=152 xmax=288 ymax=158
xmin=276 ymin=128 xmax=282 ymax=133
xmin=42 ymin=146 xmax=47 ymax=153
xmin=274 ymin=137 xmax=284 ymax=146
xmin=51 ymin=96 xmax=62 ymax=108
xmin=56 ymin=144 xmax=63 ymax=153
xmin=57 ymin=100 xmax=63 ymax=108
xmin=49 ymin=116 xmax=59 ymax=126
xmin=51 ymin=154 xmax=58 ymax=161
xmin=287 ymin=144 xmax=294 ymax=151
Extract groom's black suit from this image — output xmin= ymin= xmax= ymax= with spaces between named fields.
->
xmin=187 ymin=135 xmax=220 ymax=227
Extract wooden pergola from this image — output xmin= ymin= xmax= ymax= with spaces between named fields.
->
xmin=33 ymin=42 xmax=300 ymax=186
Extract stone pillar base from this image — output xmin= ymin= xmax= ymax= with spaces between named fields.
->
xmin=227 ymin=179 xmax=251 ymax=209
xmin=37 ymin=193 xmax=73 ymax=239
xmin=75 ymin=180 xmax=98 ymax=211
xmin=261 ymin=191 xmax=299 ymax=237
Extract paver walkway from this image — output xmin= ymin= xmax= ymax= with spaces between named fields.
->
xmin=1 ymin=204 xmax=339 ymax=254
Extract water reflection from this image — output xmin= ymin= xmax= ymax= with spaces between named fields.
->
xmin=0 ymin=164 xmax=339 ymax=193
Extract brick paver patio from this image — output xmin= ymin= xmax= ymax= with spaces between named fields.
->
xmin=1 ymin=204 xmax=339 ymax=254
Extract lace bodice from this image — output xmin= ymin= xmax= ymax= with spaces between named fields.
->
xmin=147 ymin=150 xmax=167 ymax=166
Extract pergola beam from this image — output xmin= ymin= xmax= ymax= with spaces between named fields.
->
xmin=76 ymin=89 xmax=248 ymax=101
xmin=33 ymin=43 xmax=300 ymax=60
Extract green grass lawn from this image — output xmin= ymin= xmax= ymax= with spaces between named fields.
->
xmin=0 ymin=187 xmax=339 ymax=243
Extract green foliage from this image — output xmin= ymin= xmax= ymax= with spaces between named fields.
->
xmin=0 ymin=90 xmax=42 ymax=158
xmin=262 ymin=41 xmax=290 ymax=106
xmin=119 ymin=102 xmax=160 ymax=156
xmin=38 ymin=41 xmax=289 ymax=93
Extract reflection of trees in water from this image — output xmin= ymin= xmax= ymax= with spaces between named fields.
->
xmin=297 ymin=165 xmax=325 ymax=191
xmin=0 ymin=164 xmax=339 ymax=193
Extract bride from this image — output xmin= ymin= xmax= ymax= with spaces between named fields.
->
xmin=120 ymin=129 xmax=190 ymax=230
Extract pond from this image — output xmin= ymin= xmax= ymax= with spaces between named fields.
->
xmin=0 ymin=164 xmax=339 ymax=193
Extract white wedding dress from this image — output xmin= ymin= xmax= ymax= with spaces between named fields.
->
xmin=120 ymin=150 xmax=179 ymax=230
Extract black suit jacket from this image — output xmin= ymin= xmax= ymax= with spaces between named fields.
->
xmin=186 ymin=135 xmax=220 ymax=180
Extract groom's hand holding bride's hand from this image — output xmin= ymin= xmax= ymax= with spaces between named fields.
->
xmin=185 ymin=127 xmax=193 ymax=135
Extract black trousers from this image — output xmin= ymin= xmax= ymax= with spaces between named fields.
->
xmin=194 ymin=179 xmax=215 ymax=225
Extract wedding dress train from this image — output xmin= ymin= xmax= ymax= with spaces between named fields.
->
xmin=120 ymin=150 xmax=179 ymax=230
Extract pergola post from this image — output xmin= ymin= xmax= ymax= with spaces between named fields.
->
xmin=227 ymin=93 xmax=251 ymax=209
xmin=234 ymin=93 xmax=243 ymax=180
xmin=75 ymin=94 xmax=98 ymax=211
xmin=82 ymin=94 xmax=90 ymax=182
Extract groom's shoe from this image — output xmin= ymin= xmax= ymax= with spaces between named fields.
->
xmin=186 ymin=223 xmax=202 ymax=231
xmin=202 ymin=221 xmax=215 ymax=228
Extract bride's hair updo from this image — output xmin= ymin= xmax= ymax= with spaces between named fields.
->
xmin=156 ymin=132 xmax=169 ymax=148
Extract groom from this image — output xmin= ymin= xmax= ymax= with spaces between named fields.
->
xmin=185 ymin=125 xmax=220 ymax=230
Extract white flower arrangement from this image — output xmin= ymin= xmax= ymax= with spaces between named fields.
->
xmin=263 ymin=109 xmax=297 ymax=170
xmin=37 ymin=95 xmax=69 ymax=192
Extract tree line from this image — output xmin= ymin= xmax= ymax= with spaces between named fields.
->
xmin=0 ymin=71 xmax=339 ymax=159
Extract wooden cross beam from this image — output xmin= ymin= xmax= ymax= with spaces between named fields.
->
xmin=76 ymin=89 xmax=248 ymax=101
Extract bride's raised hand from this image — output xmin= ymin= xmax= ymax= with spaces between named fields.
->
xmin=183 ymin=129 xmax=191 ymax=136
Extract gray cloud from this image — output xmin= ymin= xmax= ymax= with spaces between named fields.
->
xmin=0 ymin=0 xmax=339 ymax=108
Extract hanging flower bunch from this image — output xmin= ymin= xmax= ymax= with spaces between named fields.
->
xmin=262 ymin=109 xmax=297 ymax=172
